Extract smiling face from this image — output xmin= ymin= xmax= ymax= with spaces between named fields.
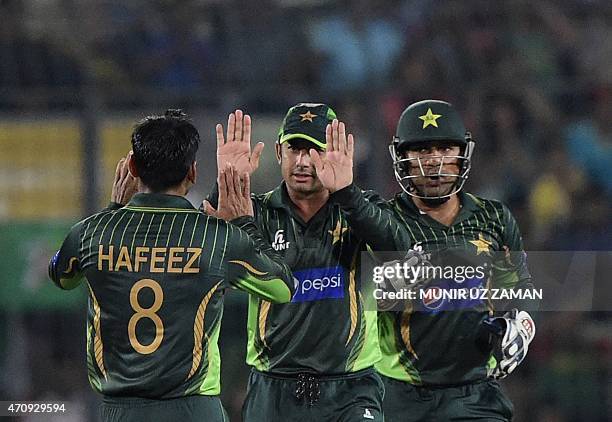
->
xmin=401 ymin=141 xmax=462 ymax=198
xmin=277 ymin=140 xmax=326 ymax=196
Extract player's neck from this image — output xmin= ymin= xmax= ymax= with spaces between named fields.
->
xmin=140 ymin=182 xmax=190 ymax=198
xmin=413 ymin=194 xmax=461 ymax=227
xmin=286 ymin=188 xmax=329 ymax=223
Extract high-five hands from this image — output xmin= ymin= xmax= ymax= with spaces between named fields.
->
xmin=309 ymin=119 xmax=354 ymax=193
xmin=216 ymin=109 xmax=264 ymax=176
xmin=203 ymin=109 xmax=260 ymax=218
xmin=205 ymin=164 xmax=253 ymax=221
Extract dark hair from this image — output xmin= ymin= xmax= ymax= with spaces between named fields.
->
xmin=131 ymin=109 xmax=200 ymax=192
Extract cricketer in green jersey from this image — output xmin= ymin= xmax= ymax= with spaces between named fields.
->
xmin=203 ymin=105 xmax=406 ymax=422
xmin=331 ymin=100 xmax=537 ymax=421
xmin=49 ymin=110 xmax=295 ymax=422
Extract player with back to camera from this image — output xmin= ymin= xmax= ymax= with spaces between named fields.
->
xmin=49 ymin=109 xmax=296 ymax=422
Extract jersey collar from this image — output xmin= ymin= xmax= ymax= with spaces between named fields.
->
xmin=267 ymin=182 xmax=333 ymax=227
xmin=126 ymin=193 xmax=197 ymax=210
xmin=267 ymin=182 xmax=292 ymax=210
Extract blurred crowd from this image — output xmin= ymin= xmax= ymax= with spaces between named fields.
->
xmin=0 ymin=0 xmax=610 ymax=420
xmin=1 ymin=0 xmax=610 ymax=247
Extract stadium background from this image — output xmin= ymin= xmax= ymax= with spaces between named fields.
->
xmin=0 ymin=0 xmax=610 ymax=420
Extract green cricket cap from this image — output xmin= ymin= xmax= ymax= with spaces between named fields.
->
xmin=277 ymin=103 xmax=337 ymax=150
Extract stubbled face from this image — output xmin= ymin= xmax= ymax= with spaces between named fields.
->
xmin=402 ymin=142 xmax=462 ymax=198
xmin=278 ymin=141 xmax=326 ymax=195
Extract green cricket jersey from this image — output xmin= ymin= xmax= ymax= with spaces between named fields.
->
xmin=229 ymin=182 xmax=400 ymax=375
xmin=49 ymin=193 xmax=294 ymax=399
xmin=333 ymin=184 xmax=533 ymax=386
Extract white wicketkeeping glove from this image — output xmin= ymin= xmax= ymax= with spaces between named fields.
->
xmin=377 ymin=249 xmax=433 ymax=311
xmin=485 ymin=309 xmax=536 ymax=379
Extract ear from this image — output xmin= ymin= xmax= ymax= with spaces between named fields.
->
xmin=187 ymin=161 xmax=197 ymax=185
xmin=275 ymin=143 xmax=282 ymax=164
xmin=128 ymin=154 xmax=139 ymax=177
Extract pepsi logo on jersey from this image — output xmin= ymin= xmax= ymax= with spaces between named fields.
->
xmin=291 ymin=266 xmax=345 ymax=303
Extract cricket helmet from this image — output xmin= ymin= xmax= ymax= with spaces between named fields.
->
xmin=389 ymin=100 xmax=475 ymax=200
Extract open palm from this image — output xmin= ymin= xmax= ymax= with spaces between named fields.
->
xmin=217 ymin=109 xmax=264 ymax=176
xmin=310 ymin=119 xmax=354 ymax=193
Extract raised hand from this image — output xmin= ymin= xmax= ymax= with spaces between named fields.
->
xmin=206 ymin=164 xmax=253 ymax=221
xmin=216 ymin=109 xmax=264 ymax=177
xmin=309 ymin=119 xmax=354 ymax=193
xmin=111 ymin=151 xmax=138 ymax=205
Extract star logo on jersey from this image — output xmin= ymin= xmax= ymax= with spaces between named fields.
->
xmin=419 ymin=108 xmax=442 ymax=129
xmin=299 ymin=111 xmax=317 ymax=122
xmin=328 ymin=220 xmax=348 ymax=245
xmin=469 ymin=234 xmax=493 ymax=255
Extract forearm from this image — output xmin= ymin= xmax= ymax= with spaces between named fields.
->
xmin=330 ymin=183 xmax=409 ymax=251
xmin=227 ymin=220 xmax=295 ymax=304
xmin=231 ymin=216 xmax=280 ymax=260
xmin=228 ymin=256 xmax=294 ymax=304
xmin=232 ymin=269 xmax=294 ymax=304
xmin=505 ymin=278 xmax=540 ymax=318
